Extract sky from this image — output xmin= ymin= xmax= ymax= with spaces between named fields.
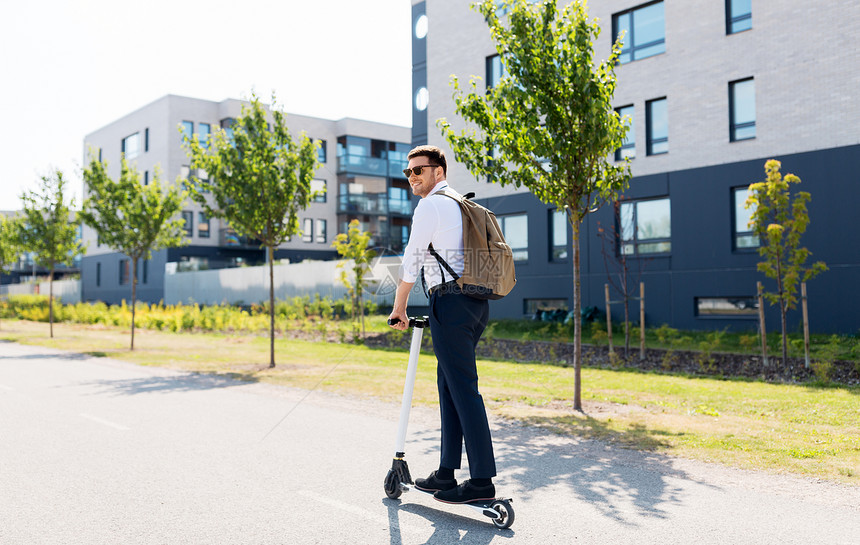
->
xmin=0 ymin=0 xmax=413 ymax=211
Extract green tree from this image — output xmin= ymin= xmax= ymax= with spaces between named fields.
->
xmin=0 ymin=215 xmax=23 ymax=330
xmin=80 ymin=157 xmax=187 ymax=350
xmin=17 ymin=170 xmax=85 ymax=337
xmin=183 ymin=94 xmax=319 ymax=368
xmin=332 ymin=219 xmax=377 ymax=339
xmin=438 ymin=0 xmax=631 ymax=410
xmin=745 ymin=159 xmax=827 ymax=364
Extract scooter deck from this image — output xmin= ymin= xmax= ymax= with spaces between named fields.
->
xmin=397 ymin=482 xmax=515 ymax=528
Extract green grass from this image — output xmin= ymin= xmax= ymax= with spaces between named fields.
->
xmin=3 ymin=319 xmax=859 ymax=484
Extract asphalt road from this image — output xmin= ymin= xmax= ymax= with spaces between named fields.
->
xmin=1 ymin=340 xmax=858 ymax=544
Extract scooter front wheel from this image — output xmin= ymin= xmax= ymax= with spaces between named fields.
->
xmin=490 ymin=500 xmax=515 ymax=529
xmin=384 ymin=469 xmax=402 ymax=499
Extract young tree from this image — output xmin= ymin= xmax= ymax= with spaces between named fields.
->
xmin=17 ymin=170 xmax=85 ymax=337
xmin=183 ymin=94 xmax=319 ymax=368
xmin=332 ymin=219 xmax=377 ymax=339
xmin=745 ymin=159 xmax=827 ymax=364
xmin=80 ymin=157 xmax=187 ymax=350
xmin=0 ymin=215 xmax=23 ymax=330
xmin=438 ymin=0 xmax=631 ymax=410
xmin=596 ymin=203 xmax=647 ymax=357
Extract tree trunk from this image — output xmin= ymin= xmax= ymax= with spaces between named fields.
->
xmin=268 ymin=246 xmax=275 ymax=368
xmin=622 ymin=263 xmax=630 ymax=356
xmin=776 ymin=256 xmax=788 ymax=364
xmin=571 ymin=217 xmax=582 ymax=412
xmin=130 ymin=258 xmax=137 ymax=351
xmin=49 ymin=265 xmax=55 ymax=338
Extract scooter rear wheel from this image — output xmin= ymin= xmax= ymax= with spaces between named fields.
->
xmin=384 ymin=469 xmax=402 ymax=499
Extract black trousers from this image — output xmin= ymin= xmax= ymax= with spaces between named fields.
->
xmin=429 ymin=285 xmax=496 ymax=479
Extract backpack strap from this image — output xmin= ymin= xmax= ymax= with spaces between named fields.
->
xmin=428 ymin=243 xmax=459 ymax=281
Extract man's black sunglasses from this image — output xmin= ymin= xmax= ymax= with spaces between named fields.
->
xmin=403 ymin=164 xmax=440 ymax=178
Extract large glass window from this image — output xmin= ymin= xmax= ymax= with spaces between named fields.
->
xmin=550 ymin=209 xmax=568 ymax=261
xmin=696 ymin=296 xmax=757 ymax=317
xmin=303 ymin=218 xmax=313 ymax=243
xmin=620 ymin=197 xmax=671 ymax=255
xmin=726 ymin=0 xmax=752 ymax=34
xmin=499 ymin=213 xmax=528 ymax=261
xmin=180 ymin=121 xmax=193 ymax=144
xmin=315 ymin=219 xmax=327 ymax=244
xmin=122 ymin=132 xmax=140 ymax=159
xmin=181 ymin=210 xmax=193 ymax=238
xmin=615 ymin=105 xmax=635 ymax=160
xmin=486 ymin=54 xmax=507 ymax=89
xmin=317 ymin=139 xmax=327 ymax=163
xmin=198 ymin=212 xmax=210 ymax=239
xmin=311 ymin=179 xmax=327 ymax=203
xmin=730 ymin=78 xmax=755 ymax=141
xmin=613 ymin=1 xmax=665 ymax=64
xmin=733 ymin=187 xmax=758 ymax=249
xmin=646 ymin=97 xmax=668 ymax=155
xmin=198 ymin=123 xmax=211 ymax=148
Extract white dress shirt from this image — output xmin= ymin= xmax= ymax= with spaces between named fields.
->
xmin=400 ymin=181 xmax=465 ymax=289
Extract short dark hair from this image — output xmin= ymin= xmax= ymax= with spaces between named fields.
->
xmin=407 ymin=145 xmax=447 ymax=176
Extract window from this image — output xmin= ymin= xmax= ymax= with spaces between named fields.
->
xmin=499 ymin=213 xmax=528 ymax=261
xmin=615 ymin=105 xmax=635 ymax=160
xmin=180 ymin=121 xmax=193 ymax=143
xmin=696 ymin=297 xmax=758 ymax=317
xmin=311 ymin=179 xmax=327 ymax=203
xmin=729 ymin=78 xmax=755 ymax=141
xmin=486 ymin=54 xmax=507 ymax=89
xmin=198 ymin=212 xmax=210 ymax=238
xmin=620 ymin=197 xmax=671 ymax=255
xmin=96 ymin=262 xmax=101 ymax=287
xmin=303 ymin=218 xmax=313 ymax=242
xmin=315 ymin=219 xmax=327 ymax=244
xmin=414 ymin=14 xmax=428 ymax=39
xmin=613 ymin=1 xmax=665 ymax=64
xmin=317 ymin=139 xmax=327 ymax=163
xmin=415 ymin=87 xmax=429 ymax=111
xmin=140 ymin=259 xmax=148 ymax=284
xmin=733 ymin=187 xmax=758 ymax=249
xmin=144 ymin=128 xmax=149 ymax=152
xmin=143 ymin=171 xmax=149 ymax=186
xmin=119 ymin=259 xmax=130 ymax=285
xmin=122 ymin=132 xmax=140 ymax=159
xmin=181 ymin=211 xmax=193 ymax=237
xmin=550 ymin=209 xmax=568 ymax=261
xmin=646 ymin=98 xmax=668 ymax=155
xmin=524 ymin=298 xmax=568 ymax=316
xmin=726 ymin=0 xmax=752 ymax=34
xmin=199 ymin=123 xmax=211 ymax=148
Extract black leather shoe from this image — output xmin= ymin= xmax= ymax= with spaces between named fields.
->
xmin=433 ymin=480 xmax=495 ymax=504
xmin=414 ymin=471 xmax=457 ymax=492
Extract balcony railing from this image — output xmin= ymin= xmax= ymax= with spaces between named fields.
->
xmin=337 ymin=193 xmax=389 ymax=215
xmin=337 ymin=154 xmax=388 ymax=176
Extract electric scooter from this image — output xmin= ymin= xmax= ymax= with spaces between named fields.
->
xmin=383 ymin=316 xmax=515 ymax=530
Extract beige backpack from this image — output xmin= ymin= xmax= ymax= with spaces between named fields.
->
xmin=428 ymin=189 xmax=517 ymax=300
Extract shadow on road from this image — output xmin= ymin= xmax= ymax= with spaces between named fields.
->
xmin=77 ymin=372 xmax=258 ymax=396
xmin=384 ymin=417 xmax=720 ymax=536
xmin=384 ymin=497 xmax=514 ymax=545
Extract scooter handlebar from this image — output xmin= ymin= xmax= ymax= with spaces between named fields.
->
xmin=388 ymin=316 xmax=430 ymax=329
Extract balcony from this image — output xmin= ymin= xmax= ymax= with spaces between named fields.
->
xmin=337 ymin=193 xmax=389 ymax=215
xmin=337 ymin=154 xmax=388 ymax=177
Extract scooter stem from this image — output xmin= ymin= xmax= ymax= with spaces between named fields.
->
xmin=394 ymin=324 xmax=424 ymax=454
